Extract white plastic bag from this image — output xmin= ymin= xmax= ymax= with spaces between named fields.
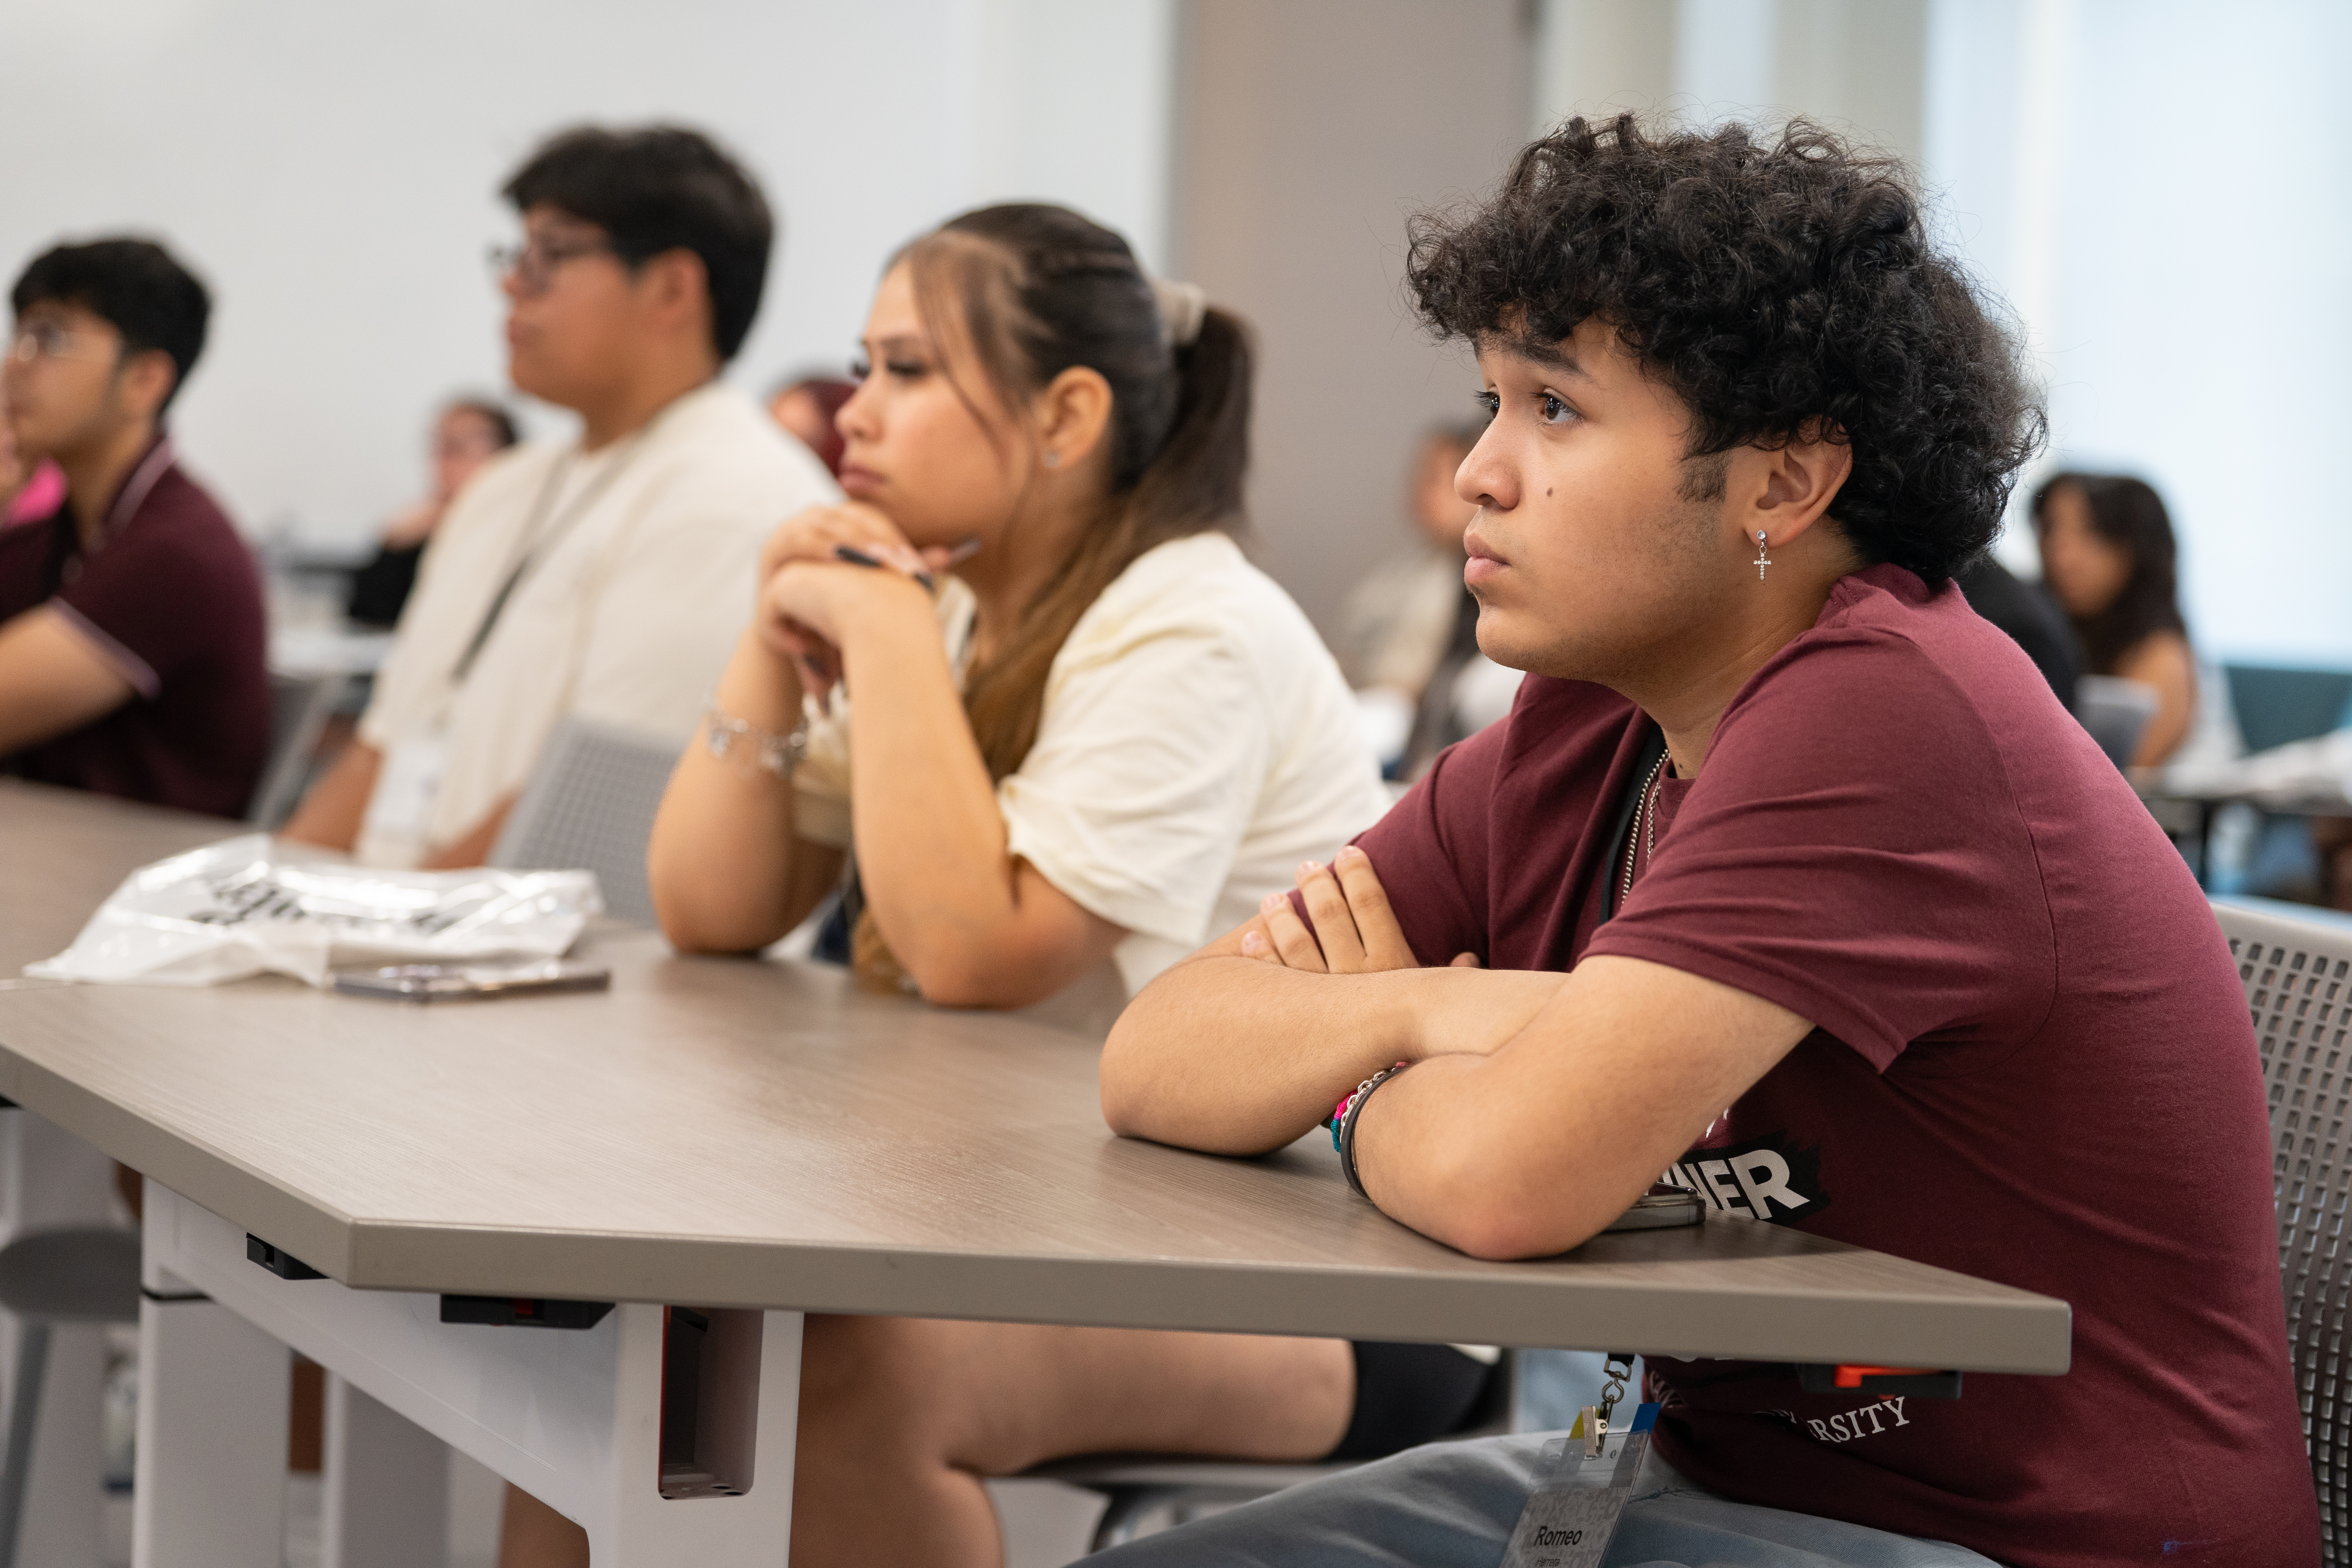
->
xmin=26 ymin=835 xmax=603 ymax=988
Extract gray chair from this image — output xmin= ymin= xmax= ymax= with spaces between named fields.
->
xmin=247 ymin=670 xmax=348 ymax=829
xmin=489 ymin=719 xmax=682 ymax=927
xmin=1029 ymin=1349 xmax=1517 ymax=1549
xmin=0 ymin=1227 xmax=140 ymax=1568
xmin=2074 ymin=674 xmax=2160 ymax=770
xmin=2212 ymin=897 xmax=2352 ymax=1564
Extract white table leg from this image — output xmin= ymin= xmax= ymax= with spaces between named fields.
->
xmin=322 ymin=1372 xmax=448 ymax=1568
xmin=0 ymin=1107 xmax=128 ymax=1568
xmin=13 ymin=1324 xmax=105 ymax=1568
xmin=131 ymin=1275 xmax=289 ymax=1566
xmin=142 ymin=1184 xmax=801 ymax=1566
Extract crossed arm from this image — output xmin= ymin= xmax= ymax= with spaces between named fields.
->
xmin=1099 ymin=845 xmax=1817 ymax=1259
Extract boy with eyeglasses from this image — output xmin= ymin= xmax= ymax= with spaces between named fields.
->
xmin=0 ymin=237 xmax=270 ymax=817
xmin=283 ymin=123 xmax=837 ymax=868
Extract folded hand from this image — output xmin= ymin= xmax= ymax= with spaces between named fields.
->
xmin=1240 ymin=845 xmax=1481 ymax=973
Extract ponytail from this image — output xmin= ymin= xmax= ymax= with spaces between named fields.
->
xmin=961 ymin=303 xmax=1251 ymax=780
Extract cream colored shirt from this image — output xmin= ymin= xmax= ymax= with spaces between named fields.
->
xmin=797 ymin=531 xmax=1392 ymax=996
xmin=356 ymin=383 xmax=837 ymax=866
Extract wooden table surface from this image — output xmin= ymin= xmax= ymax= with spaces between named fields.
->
xmin=0 ymin=780 xmax=2071 ymax=1373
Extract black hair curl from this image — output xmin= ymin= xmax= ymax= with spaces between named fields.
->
xmin=1406 ymin=115 xmax=2045 ymax=583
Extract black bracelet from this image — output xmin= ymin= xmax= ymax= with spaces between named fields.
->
xmin=1337 ymin=1063 xmax=1410 ymax=1200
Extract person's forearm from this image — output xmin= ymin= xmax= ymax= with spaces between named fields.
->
xmin=1345 ymin=1052 xmax=1633 ymax=1259
xmin=279 ymin=742 xmax=381 ymax=851
xmin=835 ymin=588 xmax=1058 ymax=1002
xmin=1348 ymin=955 xmax=1813 ymax=1260
xmin=1101 ymin=958 xmax=1566 ymax=1155
xmin=0 ymin=607 xmax=134 ymax=754
xmin=646 ymin=631 xmax=826 ymax=952
xmin=1101 ymin=957 xmax=1423 ymax=1153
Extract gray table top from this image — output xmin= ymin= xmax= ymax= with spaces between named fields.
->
xmin=0 ymin=780 xmax=2070 ymax=1372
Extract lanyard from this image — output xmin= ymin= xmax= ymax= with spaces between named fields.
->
xmin=448 ymin=418 xmax=662 ymax=685
xmin=1600 ymin=724 xmax=1668 ymax=922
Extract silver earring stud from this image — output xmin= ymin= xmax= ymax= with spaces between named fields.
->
xmin=1752 ymin=530 xmax=1772 ymax=581
xmin=1042 ymin=449 xmax=1061 ymax=469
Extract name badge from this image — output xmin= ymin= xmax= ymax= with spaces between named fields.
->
xmin=1500 ymin=1403 xmax=1658 ymax=1568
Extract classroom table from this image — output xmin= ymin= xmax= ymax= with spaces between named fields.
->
xmin=0 ymin=779 xmax=2073 ymax=1566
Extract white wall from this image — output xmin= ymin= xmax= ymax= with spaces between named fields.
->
xmin=1927 ymin=0 xmax=2352 ymax=668
xmin=0 ymin=0 xmax=1173 ymax=553
xmin=1534 ymin=0 xmax=1926 ymax=170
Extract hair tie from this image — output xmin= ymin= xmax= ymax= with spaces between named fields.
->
xmin=1150 ymin=278 xmax=1208 ymax=349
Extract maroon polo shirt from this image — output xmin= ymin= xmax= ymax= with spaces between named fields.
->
xmin=1356 ymin=564 xmax=2316 ymax=1567
xmin=0 ymin=438 xmax=270 ymax=817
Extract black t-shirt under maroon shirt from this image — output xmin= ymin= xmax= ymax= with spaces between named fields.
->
xmin=0 ymin=439 xmax=269 ymax=817
xmin=1356 ymin=564 xmax=2316 ymax=1568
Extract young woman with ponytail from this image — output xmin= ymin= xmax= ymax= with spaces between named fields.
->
xmin=620 ymin=207 xmax=1498 ymax=1567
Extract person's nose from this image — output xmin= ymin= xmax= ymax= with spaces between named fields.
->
xmin=835 ymin=379 xmax=880 ymax=444
xmin=1456 ymin=430 xmax=1514 ymax=514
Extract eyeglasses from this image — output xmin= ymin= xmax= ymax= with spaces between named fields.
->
xmin=5 ymin=320 xmax=118 ymax=366
xmin=486 ymin=238 xmax=618 ymax=296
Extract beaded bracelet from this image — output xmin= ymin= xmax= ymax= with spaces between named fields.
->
xmin=1332 ymin=1062 xmax=1410 ymax=1200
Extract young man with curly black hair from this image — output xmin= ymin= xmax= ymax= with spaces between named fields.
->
xmin=1091 ymin=117 xmax=2315 ymax=1568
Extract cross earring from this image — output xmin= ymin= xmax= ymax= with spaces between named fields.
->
xmin=1752 ymin=530 xmax=1772 ymax=581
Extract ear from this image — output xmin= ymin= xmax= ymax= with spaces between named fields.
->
xmin=1032 ymin=365 xmax=1113 ymax=475
xmin=1745 ymin=419 xmax=1853 ymax=551
xmin=115 ymin=349 xmax=178 ymax=425
xmin=638 ymin=248 xmax=715 ymax=349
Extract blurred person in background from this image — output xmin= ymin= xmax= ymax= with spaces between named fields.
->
xmin=280 ymin=123 xmax=835 ymax=875
xmin=1333 ymin=420 xmax=1481 ymax=773
xmin=343 ymin=395 xmax=518 ymax=627
xmin=767 ymin=368 xmax=855 ymax=474
xmin=0 ymin=237 xmax=269 ymax=816
xmin=2033 ymin=472 xmax=2194 ymax=765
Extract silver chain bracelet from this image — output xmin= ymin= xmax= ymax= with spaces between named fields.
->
xmin=704 ymin=704 xmax=809 ymax=777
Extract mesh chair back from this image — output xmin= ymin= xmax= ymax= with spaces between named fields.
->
xmin=488 ymin=719 xmax=681 ymax=926
xmin=2074 ymin=675 xmax=2160 ymax=770
xmin=247 ymin=671 xmax=347 ymax=828
xmin=2213 ymin=897 xmax=2352 ymax=1563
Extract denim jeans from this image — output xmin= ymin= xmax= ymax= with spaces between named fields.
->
xmin=1077 ymin=1432 xmax=2004 ymax=1567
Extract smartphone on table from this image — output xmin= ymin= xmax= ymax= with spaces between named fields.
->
xmin=330 ymin=957 xmax=610 ymax=1002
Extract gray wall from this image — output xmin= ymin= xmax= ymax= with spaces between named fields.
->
xmin=1172 ymin=0 xmax=1532 ymax=633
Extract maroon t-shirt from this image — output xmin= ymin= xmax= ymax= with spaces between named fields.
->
xmin=1359 ymin=564 xmax=2315 ymax=1567
xmin=0 ymin=439 xmax=269 ymax=817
